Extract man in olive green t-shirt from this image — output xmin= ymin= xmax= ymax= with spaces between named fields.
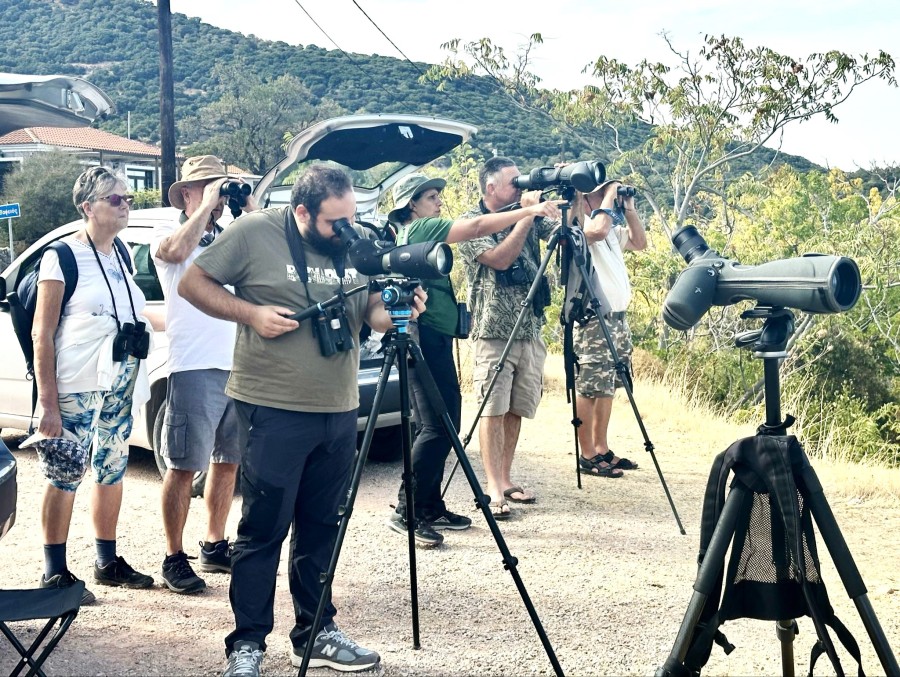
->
xmin=179 ymin=165 xmax=425 ymax=677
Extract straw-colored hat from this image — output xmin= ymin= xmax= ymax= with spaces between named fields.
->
xmin=168 ymin=155 xmax=232 ymax=210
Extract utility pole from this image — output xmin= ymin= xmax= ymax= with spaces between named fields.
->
xmin=158 ymin=0 xmax=176 ymax=206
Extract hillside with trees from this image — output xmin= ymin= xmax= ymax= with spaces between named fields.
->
xmin=0 ymin=0 xmax=821 ymax=176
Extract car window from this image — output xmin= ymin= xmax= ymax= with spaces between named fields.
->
xmin=129 ymin=243 xmax=164 ymax=301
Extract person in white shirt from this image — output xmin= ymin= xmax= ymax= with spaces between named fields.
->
xmin=572 ymin=180 xmax=647 ymax=478
xmin=34 ymin=166 xmax=154 ymax=604
xmin=151 ymin=155 xmax=258 ymax=594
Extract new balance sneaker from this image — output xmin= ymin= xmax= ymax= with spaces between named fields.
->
xmin=223 ymin=640 xmax=264 ymax=677
xmin=199 ymin=539 xmax=233 ymax=573
xmin=40 ymin=569 xmax=96 ymax=605
xmin=426 ymin=508 xmax=472 ymax=531
xmin=386 ymin=511 xmax=443 ymax=547
xmin=291 ymin=623 xmax=381 ymax=672
xmin=93 ymin=556 xmax=154 ymax=589
xmin=161 ymin=551 xmax=207 ymax=594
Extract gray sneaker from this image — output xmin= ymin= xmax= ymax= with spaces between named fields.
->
xmin=40 ymin=569 xmax=96 ymax=606
xmin=161 ymin=551 xmax=207 ymax=594
xmin=223 ymin=640 xmax=264 ymax=677
xmin=291 ymin=623 xmax=380 ymax=672
xmin=387 ymin=510 xmax=443 ymax=547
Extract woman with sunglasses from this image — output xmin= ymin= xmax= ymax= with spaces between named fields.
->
xmin=31 ymin=166 xmax=154 ymax=604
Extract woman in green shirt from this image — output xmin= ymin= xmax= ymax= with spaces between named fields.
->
xmin=385 ymin=173 xmax=561 ymax=546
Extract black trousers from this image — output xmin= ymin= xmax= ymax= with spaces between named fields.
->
xmin=225 ymin=402 xmax=357 ymax=654
xmin=395 ymin=323 xmax=462 ymax=519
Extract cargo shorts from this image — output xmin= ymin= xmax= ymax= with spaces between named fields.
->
xmin=573 ymin=314 xmax=633 ymax=398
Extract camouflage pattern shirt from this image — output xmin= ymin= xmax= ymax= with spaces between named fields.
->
xmin=457 ymin=201 xmax=558 ymax=340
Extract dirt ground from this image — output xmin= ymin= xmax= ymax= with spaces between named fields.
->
xmin=2 ymin=379 xmax=899 ymax=676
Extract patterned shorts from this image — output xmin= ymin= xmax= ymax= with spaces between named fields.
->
xmin=47 ymin=357 xmax=138 ymax=492
xmin=573 ymin=315 xmax=633 ymax=398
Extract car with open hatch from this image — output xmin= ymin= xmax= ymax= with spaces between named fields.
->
xmin=0 ymin=114 xmax=477 ymax=495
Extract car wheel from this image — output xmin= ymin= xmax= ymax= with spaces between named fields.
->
xmin=363 ymin=425 xmax=406 ymax=463
xmin=152 ymin=401 xmax=208 ymax=498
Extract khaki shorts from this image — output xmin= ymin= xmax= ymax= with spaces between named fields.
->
xmin=574 ymin=315 xmax=633 ymax=398
xmin=473 ymin=338 xmax=547 ymax=418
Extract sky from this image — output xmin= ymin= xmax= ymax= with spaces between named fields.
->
xmin=162 ymin=0 xmax=900 ymax=171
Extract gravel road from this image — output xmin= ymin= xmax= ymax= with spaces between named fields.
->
xmin=2 ymin=386 xmax=898 ymax=676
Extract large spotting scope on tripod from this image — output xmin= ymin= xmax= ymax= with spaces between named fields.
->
xmin=662 ymin=225 xmax=861 ymax=330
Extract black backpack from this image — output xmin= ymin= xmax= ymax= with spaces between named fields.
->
xmin=680 ymin=433 xmax=864 ymax=677
xmin=6 ymin=237 xmax=132 ymax=421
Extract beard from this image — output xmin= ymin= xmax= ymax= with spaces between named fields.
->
xmin=303 ymin=225 xmax=346 ymax=258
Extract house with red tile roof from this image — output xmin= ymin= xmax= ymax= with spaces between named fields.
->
xmin=0 ymin=127 xmax=256 ymax=193
xmin=0 ymin=126 xmax=174 ymax=191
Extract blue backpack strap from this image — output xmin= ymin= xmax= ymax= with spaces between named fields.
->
xmin=46 ymin=240 xmax=79 ymax=305
xmin=113 ymin=236 xmax=133 ymax=273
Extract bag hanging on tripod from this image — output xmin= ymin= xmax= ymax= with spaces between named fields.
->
xmin=682 ymin=433 xmax=865 ymax=677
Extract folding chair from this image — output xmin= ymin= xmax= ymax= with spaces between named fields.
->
xmin=0 ymin=580 xmax=84 ymax=677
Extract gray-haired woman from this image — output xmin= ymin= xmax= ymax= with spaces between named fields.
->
xmin=32 ymin=166 xmax=154 ymax=603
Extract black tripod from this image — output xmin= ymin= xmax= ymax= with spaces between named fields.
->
xmin=442 ymin=192 xmax=684 ymax=533
xmin=656 ymin=306 xmax=899 ymax=677
xmin=295 ymin=280 xmax=564 ymax=676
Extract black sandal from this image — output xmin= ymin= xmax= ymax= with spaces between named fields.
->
xmin=578 ymin=454 xmax=624 ymax=478
xmin=600 ymin=450 xmax=638 ymax=470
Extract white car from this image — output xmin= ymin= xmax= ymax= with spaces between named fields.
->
xmin=0 ymin=114 xmax=478 ymax=494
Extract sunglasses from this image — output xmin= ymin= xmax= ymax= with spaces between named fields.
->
xmin=97 ymin=193 xmax=135 ymax=207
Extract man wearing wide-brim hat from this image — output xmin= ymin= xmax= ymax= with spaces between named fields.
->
xmin=570 ymin=178 xmax=646 ymax=478
xmin=151 ymin=155 xmax=258 ymax=595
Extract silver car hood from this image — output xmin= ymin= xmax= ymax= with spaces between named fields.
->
xmin=253 ymin=114 xmax=477 ymax=223
xmin=0 ymin=73 xmax=114 ymax=134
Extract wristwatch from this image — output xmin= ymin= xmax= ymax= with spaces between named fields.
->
xmin=589 ymin=207 xmax=616 ymax=219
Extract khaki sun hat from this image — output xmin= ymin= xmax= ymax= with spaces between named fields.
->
xmin=168 ymin=155 xmax=232 ymax=210
xmin=387 ymin=173 xmax=446 ymax=225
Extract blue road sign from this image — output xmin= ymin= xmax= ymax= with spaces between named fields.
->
xmin=0 ymin=203 xmax=20 ymax=219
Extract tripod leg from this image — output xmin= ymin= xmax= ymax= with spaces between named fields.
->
xmin=803 ymin=466 xmax=900 ymax=676
xmin=408 ymin=339 xmax=565 ymax=677
xmin=296 ymin=341 xmax=418 ymax=675
xmin=657 ymin=485 xmax=747 ymax=676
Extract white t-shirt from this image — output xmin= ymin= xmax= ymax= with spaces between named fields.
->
xmin=588 ymin=222 xmax=632 ymax=313
xmin=39 ymin=235 xmax=146 ymax=323
xmin=150 ymin=214 xmax=236 ymax=373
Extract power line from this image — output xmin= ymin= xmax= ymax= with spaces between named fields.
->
xmin=290 ymin=0 xmax=399 ymax=102
xmin=349 ymin=0 xmax=487 ymax=126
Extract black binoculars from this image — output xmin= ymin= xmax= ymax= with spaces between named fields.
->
xmin=112 ymin=322 xmax=150 ymax=362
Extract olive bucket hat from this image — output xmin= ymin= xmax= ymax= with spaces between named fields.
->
xmin=387 ymin=173 xmax=446 ymax=225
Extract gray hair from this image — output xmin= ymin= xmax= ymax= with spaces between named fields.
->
xmin=479 ymin=156 xmax=517 ymax=194
xmin=72 ymin=166 xmax=127 ymax=220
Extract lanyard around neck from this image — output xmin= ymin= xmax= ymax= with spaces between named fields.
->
xmin=85 ymin=233 xmax=138 ymax=329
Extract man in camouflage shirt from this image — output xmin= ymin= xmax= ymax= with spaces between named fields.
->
xmin=457 ymin=157 xmax=557 ymax=518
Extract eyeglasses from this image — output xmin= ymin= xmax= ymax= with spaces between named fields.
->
xmin=97 ymin=194 xmax=135 ymax=207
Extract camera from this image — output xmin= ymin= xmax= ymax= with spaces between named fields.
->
xmin=662 ymin=226 xmax=862 ymax=330
xmin=220 ymin=181 xmax=251 ymax=219
xmin=496 ymin=260 xmax=531 ymax=287
xmin=512 ymin=160 xmax=606 ymax=193
xmin=332 ymin=218 xmax=452 ymax=279
xmin=313 ymin=305 xmax=354 ymax=357
xmin=111 ymin=321 xmax=149 ymax=362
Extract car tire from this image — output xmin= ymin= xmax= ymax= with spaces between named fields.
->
xmin=363 ymin=425 xmax=406 ymax=463
xmin=152 ymin=401 xmax=208 ymax=498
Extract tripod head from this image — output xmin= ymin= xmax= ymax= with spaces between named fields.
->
xmin=735 ymin=305 xmax=797 ymax=434
xmin=370 ymin=277 xmax=422 ymax=334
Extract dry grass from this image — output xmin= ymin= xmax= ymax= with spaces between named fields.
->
xmin=453 ymin=341 xmax=900 ymax=505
